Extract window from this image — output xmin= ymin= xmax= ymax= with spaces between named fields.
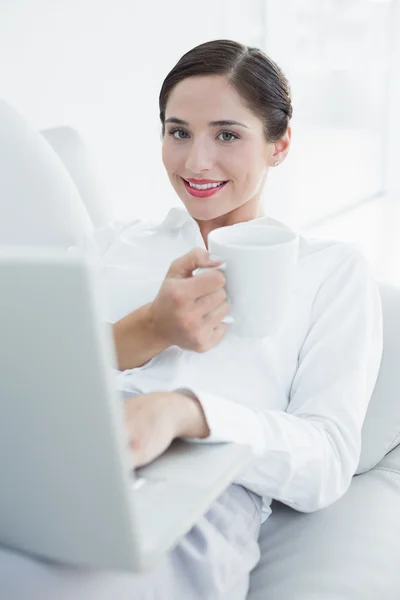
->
xmin=263 ymin=0 xmax=394 ymax=228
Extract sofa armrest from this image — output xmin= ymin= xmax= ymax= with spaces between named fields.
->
xmin=248 ymin=444 xmax=400 ymax=600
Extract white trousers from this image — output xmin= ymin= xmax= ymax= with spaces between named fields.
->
xmin=0 ymin=484 xmax=263 ymax=600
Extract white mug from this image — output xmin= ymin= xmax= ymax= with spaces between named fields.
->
xmin=196 ymin=223 xmax=299 ymax=338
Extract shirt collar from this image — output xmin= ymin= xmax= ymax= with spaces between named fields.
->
xmin=152 ymin=207 xmax=194 ymax=231
xmin=151 ymin=207 xmax=293 ymax=235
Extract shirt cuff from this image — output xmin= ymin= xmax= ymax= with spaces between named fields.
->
xmin=173 ymin=387 xmax=266 ymax=455
xmin=114 ymin=356 xmax=158 ymax=398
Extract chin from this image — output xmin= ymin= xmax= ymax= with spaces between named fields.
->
xmin=183 ymin=200 xmax=229 ymax=222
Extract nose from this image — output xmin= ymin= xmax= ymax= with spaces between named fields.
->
xmin=185 ymin=138 xmax=213 ymax=174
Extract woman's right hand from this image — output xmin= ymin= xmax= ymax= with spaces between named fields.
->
xmin=148 ymin=248 xmax=230 ymax=352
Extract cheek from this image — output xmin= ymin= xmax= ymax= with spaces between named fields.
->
xmin=220 ymin=147 xmax=246 ymax=178
xmin=224 ymin=146 xmax=264 ymax=186
xmin=162 ymin=141 xmax=188 ymax=179
xmin=161 ymin=141 xmax=171 ymax=171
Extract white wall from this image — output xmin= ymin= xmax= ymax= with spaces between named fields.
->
xmin=0 ymin=0 xmax=264 ymax=222
xmin=263 ymin=0 xmax=396 ymax=228
xmin=385 ymin=0 xmax=400 ymax=198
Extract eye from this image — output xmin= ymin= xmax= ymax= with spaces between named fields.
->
xmin=217 ymin=131 xmax=239 ymax=142
xmin=169 ymin=128 xmax=190 ymax=140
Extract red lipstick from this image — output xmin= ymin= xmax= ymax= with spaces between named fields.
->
xmin=182 ymin=177 xmax=228 ymax=198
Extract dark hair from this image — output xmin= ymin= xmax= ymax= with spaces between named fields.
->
xmin=159 ymin=39 xmax=292 ymax=142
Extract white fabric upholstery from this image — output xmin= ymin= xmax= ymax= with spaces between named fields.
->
xmin=248 ymin=443 xmax=400 ymax=600
xmin=357 ymin=284 xmax=400 ymax=473
xmin=41 ymin=127 xmax=113 ymax=229
xmin=0 ymin=100 xmax=93 ymax=248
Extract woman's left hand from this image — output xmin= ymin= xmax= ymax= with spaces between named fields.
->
xmin=124 ymin=391 xmax=210 ymax=468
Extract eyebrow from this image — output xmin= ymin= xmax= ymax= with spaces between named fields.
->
xmin=165 ymin=117 xmax=249 ymax=129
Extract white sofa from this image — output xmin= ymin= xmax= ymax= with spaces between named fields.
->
xmin=1 ymin=100 xmax=400 ymax=599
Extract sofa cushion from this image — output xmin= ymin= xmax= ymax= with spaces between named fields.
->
xmin=41 ymin=127 xmax=113 ymax=229
xmin=0 ymin=101 xmax=93 ymax=248
xmin=248 ymin=443 xmax=400 ymax=600
xmin=357 ymin=284 xmax=400 ymax=474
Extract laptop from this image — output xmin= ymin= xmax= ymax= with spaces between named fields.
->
xmin=0 ymin=246 xmax=252 ymax=572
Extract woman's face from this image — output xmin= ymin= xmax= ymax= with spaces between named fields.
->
xmin=162 ymin=75 xmax=283 ymax=223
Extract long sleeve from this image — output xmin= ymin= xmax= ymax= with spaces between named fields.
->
xmin=178 ymin=250 xmax=383 ymax=513
xmin=68 ymin=218 xmax=156 ymax=392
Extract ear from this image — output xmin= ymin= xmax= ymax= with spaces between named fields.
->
xmin=268 ymin=126 xmax=291 ymax=167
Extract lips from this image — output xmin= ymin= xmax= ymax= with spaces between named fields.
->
xmin=182 ymin=177 xmax=228 ymax=198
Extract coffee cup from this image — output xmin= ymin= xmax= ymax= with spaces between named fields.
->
xmin=195 ymin=223 xmax=299 ymax=338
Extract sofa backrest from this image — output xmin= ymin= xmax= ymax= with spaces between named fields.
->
xmin=0 ymin=100 xmax=93 ymax=249
xmin=357 ymin=283 xmax=400 ymax=473
xmin=41 ymin=127 xmax=113 ymax=230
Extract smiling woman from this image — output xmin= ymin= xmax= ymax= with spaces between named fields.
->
xmin=159 ymin=39 xmax=292 ymax=238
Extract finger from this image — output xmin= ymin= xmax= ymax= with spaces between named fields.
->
xmin=203 ymin=300 xmax=231 ymax=328
xmin=195 ymin=287 xmax=227 ymax=316
xmin=128 ymin=439 xmax=143 ymax=469
xmin=188 ymin=268 xmax=226 ymax=299
xmin=208 ymin=322 xmax=229 ymax=346
xmin=167 ymin=248 xmax=223 ymax=279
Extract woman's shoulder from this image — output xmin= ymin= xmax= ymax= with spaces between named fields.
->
xmin=88 ymin=207 xmax=189 ymax=254
xmin=299 ymin=232 xmax=369 ymax=272
xmin=263 ymin=216 xmax=370 ymax=281
xmin=296 ymin=231 xmax=376 ymax=299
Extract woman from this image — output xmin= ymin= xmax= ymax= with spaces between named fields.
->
xmin=0 ymin=39 xmax=382 ymax=600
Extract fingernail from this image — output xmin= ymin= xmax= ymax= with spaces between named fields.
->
xmin=208 ymin=253 xmax=222 ymax=262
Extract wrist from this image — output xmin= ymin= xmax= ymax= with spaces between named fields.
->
xmin=143 ymin=302 xmax=170 ymax=353
xmin=112 ymin=303 xmax=170 ymax=371
xmin=170 ymin=391 xmax=210 ymax=439
xmin=134 ymin=302 xmax=171 ymax=360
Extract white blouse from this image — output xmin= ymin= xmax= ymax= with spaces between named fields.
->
xmin=77 ymin=207 xmax=383 ymax=522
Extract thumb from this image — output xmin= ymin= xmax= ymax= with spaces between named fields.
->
xmin=167 ymin=248 xmax=223 ymax=279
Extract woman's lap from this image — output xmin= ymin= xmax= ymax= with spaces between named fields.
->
xmin=0 ymin=484 xmax=262 ymax=600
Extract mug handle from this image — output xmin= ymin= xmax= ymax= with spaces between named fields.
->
xmin=192 ymin=264 xmax=234 ymax=325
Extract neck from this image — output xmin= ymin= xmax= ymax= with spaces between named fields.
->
xmin=196 ymin=200 xmax=264 ymax=248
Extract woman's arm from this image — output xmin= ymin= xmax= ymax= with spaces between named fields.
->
xmin=176 ymin=249 xmax=383 ymax=513
xmin=112 ymin=303 xmax=170 ymax=371
xmin=73 ymin=215 xmax=228 ymax=371
xmin=112 ymin=249 xmax=228 ymax=371
xmin=123 ymin=391 xmax=210 ymax=468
